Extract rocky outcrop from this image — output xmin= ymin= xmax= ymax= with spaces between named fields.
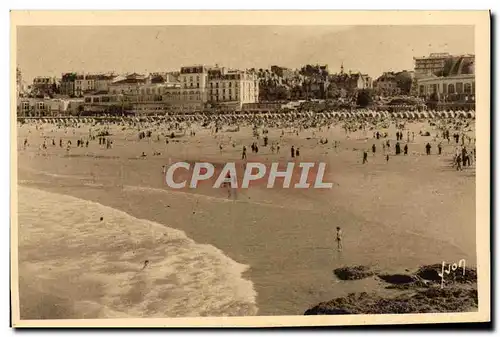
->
xmin=305 ymin=264 xmax=478 ymax=315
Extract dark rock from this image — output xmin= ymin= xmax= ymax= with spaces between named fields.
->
xmin=378 ymin=274 xmax=416 ymax=285
xmin=334 ymin=265 xmax=374 ymax=281
xmin=417 ymin=264 xmax=477 ymax=284
xmin=304 ymin=285 xmax=478 ymax=315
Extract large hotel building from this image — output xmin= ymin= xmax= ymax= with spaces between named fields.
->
xmin=414 ymin=53 xmax=475 ymax=110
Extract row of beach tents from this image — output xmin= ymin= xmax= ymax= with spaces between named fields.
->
xmin=19 ymin=109 xmax=476 ymax=124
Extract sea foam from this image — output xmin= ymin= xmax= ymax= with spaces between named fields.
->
xmin=17 ymin=186 xmax=258 ymax=319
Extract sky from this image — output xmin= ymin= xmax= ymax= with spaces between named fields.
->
xmin=17 ymin=25 xmax=474 ymax=83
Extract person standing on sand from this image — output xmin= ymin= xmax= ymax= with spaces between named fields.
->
xmin=291 ymin=145 xmax=295 ymax=158
xmin=336 ymin=227 xmax=343 ymax=252
xmin=456 ymin=154 xmax=462 ymax=171
xmin=242 ymin=146 xmax=247 ymax=160
xmin=362 ymin=151 xmax=368 ymax=164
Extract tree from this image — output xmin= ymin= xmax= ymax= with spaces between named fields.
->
xmin=394 ymin=71 xmax=413 ymax=95
xmin=426 ymin=92 xmax=440 ymax=110
xmin=77 ymin=105 xmax=84 ymax=117
xmin=356 ymin=89 xmax=373 ymax=107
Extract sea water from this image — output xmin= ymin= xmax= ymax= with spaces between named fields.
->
xmin=17 ymin=186 xmax=258 ymax=319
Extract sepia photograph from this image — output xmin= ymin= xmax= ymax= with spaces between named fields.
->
xmin=10 ymin=10 xmax=491 ymax=328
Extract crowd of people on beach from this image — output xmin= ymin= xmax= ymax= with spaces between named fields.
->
xmin=18 ymin=110 xmax=476 ymax=256
xmin=19 ymin=111 xmax=476 ymax=177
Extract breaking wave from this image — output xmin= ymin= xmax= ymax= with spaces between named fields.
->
xmin=17 ymin=186 xmax=258 ymax=319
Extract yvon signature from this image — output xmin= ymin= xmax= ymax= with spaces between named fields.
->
xmin=438 ymin=259 xmax=466 ymax=288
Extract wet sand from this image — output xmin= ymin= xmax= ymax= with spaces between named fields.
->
xmin=16 ymin=120 xmax=476 ymax=316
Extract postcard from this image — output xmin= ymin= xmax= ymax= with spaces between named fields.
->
xmin=10 ymin=10 xmax=490 ymax=328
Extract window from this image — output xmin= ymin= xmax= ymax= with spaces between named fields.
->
xmin=190 ymin=76 xmax=193 ymax=82
xmin=229 ymin=82 xmax=232 ymax=87
xmin=216 ymin=83 xmax=219 ymax=88
xmin=448 ymin=84 xmax=455 ymax=94
xmin=197 ymin=83 xmax=199 ymax=88
xmin=456 ymin=82 xmax=463 ymax=94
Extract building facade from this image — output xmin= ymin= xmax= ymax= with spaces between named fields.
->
xmin=32 ymin=76 xmax=58 ymax=96
xmin=414 ymin=53 xmax=475 ymax=78
xmin=74 ymin=75 xmax=96 ymax=96
xmin=53 ymin=65 xmax=259 ymax=114
xmin=60 ymin=73 xmax=77 ymax=96
xmin=207 ymin=68 xmax=259 ymax=110
xmin=374 ymin=72 xmax=400 ymax=96
xmin=92 ymin=74 xmax=116 ymax=93
xmin=177 ymin=65 xmax=210 ymax=110
xmin=417 ymin=74 xmax=475 ymax=103
xmin=329 ymin=65 xmax=373 ymax=94
xmin=109 ymin=73 xmax=147 ymax=95
xmin=17 ymin=98 xmax=84 ymax=117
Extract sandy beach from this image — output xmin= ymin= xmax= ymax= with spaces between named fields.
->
xmin=16 ymin=118 xmax=476 ymax=317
